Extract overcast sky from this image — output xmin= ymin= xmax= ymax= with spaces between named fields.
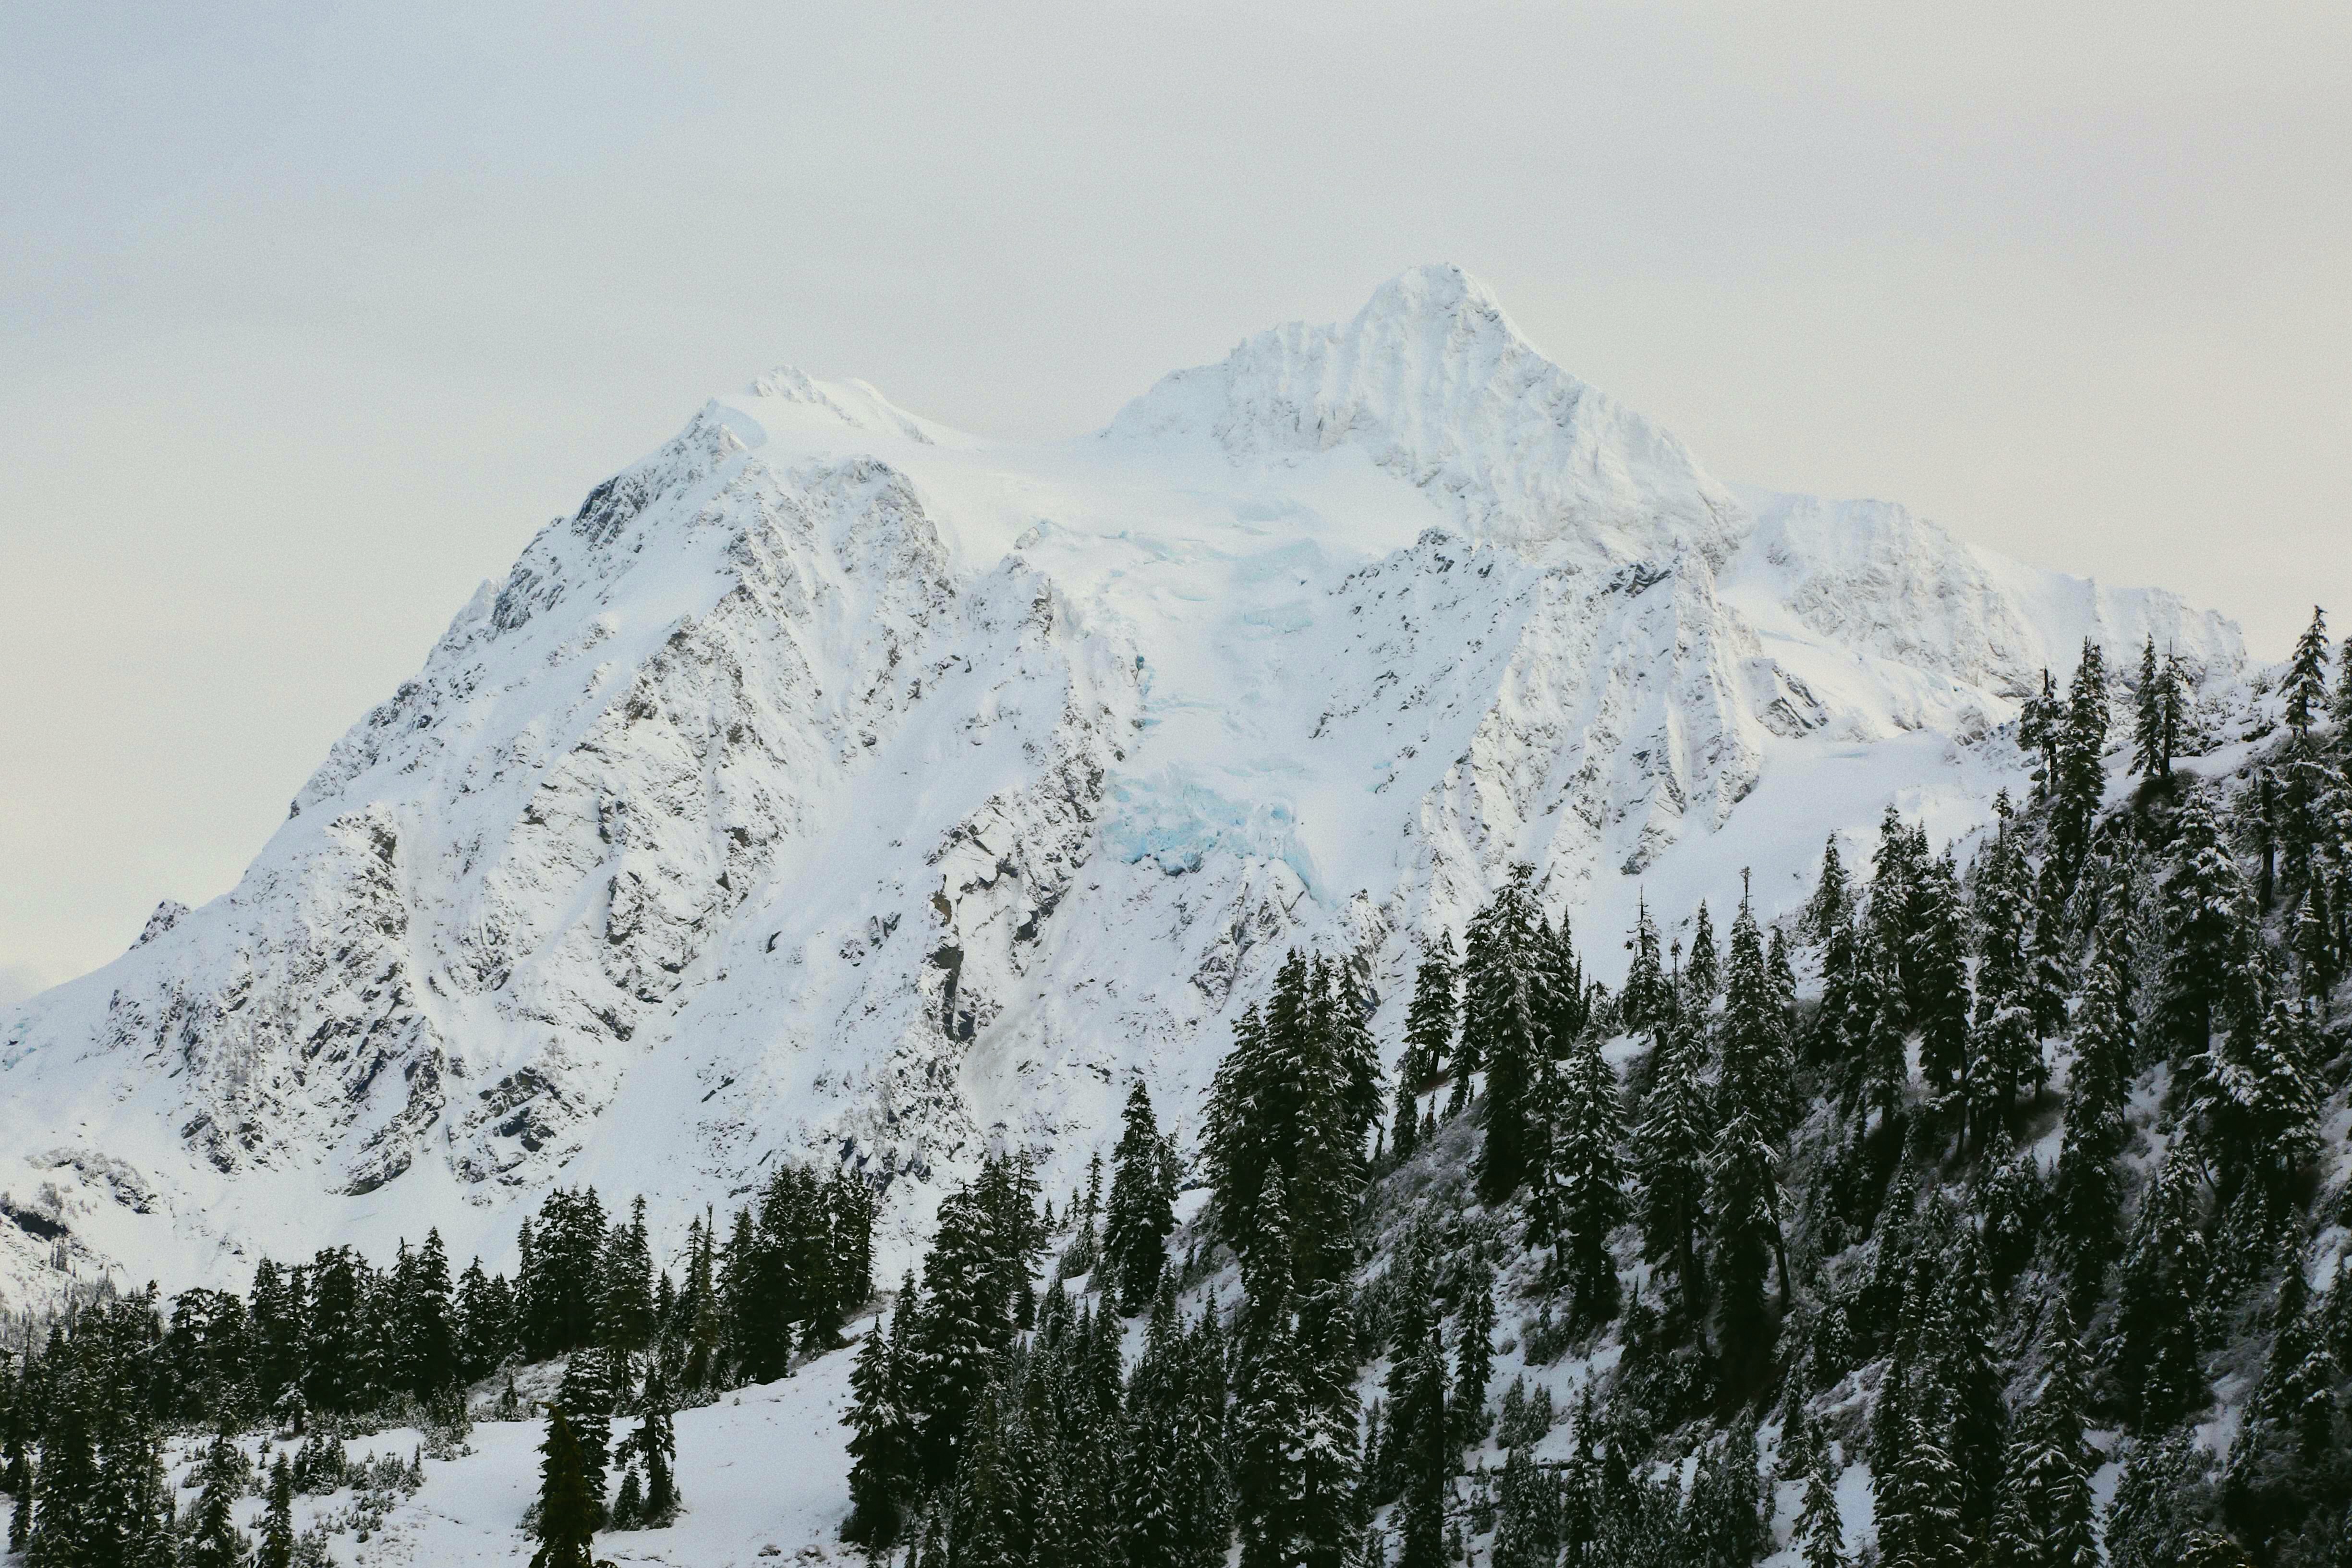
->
xmin=2 ymin=1 xmax=2347 ymax=998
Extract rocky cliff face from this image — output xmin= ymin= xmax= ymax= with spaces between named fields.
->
xmin=0 ymin=266 xmax=2244 ymax=1299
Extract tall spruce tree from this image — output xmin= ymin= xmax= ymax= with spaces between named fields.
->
xmin=1464 ymin=877 xmax=1551 ymax=1204
xmin=530 ymin=1410 xmax=599 ymax=1568
xmin=1541 ymin=1029 xmax=1628 ymax=1329
xmin=1104 ymin=1082 xmax=1179 ymax=1313
xmin=2109 ymin=1152 xmax=2211 ymax=1431
xmin=1404 ymin=933 xmax=1459 ymax=1085
xmin=1633 ymin=1019 xmax=1712 ymax=1319
xmin=2283 ymin=608 xmax=2331 ymax=737
xmin=2053 ymin=960 xmax=2133 ymax=1314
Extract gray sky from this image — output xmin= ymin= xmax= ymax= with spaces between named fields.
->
xmin=3 ymin=1 xmax=2348 ymax=997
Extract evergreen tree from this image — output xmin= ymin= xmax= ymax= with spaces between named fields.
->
xmin=530 ymin=1410 xmax=599 ymax=1568
xmin=1930 ymin=1222 xmax=2007 ymax=1534
xmin=1876 ymin=1405 xmax=1968 ymax=1568
xmin=843 ymin=1312 xmax=914 ymax=1549
xmin=1634 ymin=1020 xmax=1711 ymax=1318
xmin=2109 ymin=1152 xmax=2211 ymax=1431
xmin=1464 ymin=878 xmax=1551 ymax=1204
xmin=1391 ymin=1323 xmax=1450 ymax=1568
xmin=1104 ymin=1082 xmax=1179 ymax=1313
xmin=1452 ymin=1278 xmax=1495 ymax=1448
xmin=1491 ymin=1442 xmax=1557 ymax=1568
xmin=2283 ymin=607 xmax=2331 ymax=737
xmin=602 ymin=1199 xmax=656 ymax=1357
xmin=1542 ymin=1028 xmax=1629 ymax=1328
xmin=1624 ymin=894 xmax=1671 ymax=1034
xmin=2000 ymin=1306 xmax=2100 ymax=1568
xmin=1806 ymin=836 xmax=1852 ymax=941
xmin=624 ymin=1370 xmax=679 ymax=1529
xmin=1709 ymin=1107 xmax=1788 ymax=1398
xmin=2049 ymin=640 xmax=2111 ymax=888
xmin=909 ymin=1182 xmax=1015 ymax=1485
xmin=2184 ymin=998 xmax=2323 ymax=1219
xmin=1720 ymin=898 xmax=1797 ymax=1138
xmin=1404 ymin=933 xmax=1459 ymax=1085
xmin=2132 ymin=637 xmax=2188 ymax=781
xmin=180 ymin=1436 xmax=249 ymax=1568
xmin=1798 ymin=1457 xmax=1846 ymax=1568
xmin=2019 ymin=668 xmax=2063 ymax=796
xmin=257 ymin=1452 xmax=295 ymax=1568
xmin=555 ymin=1348 xmax=613 ymax=1518
xmin=1908 ymin=852 xmax=1971 ymax=1102
xmin=1389 ymin=1061 xmax=1420 ymax=1164
xmin=2158 ymin=789 xmax=2252 ymax=1072
xmin=1685 ymin=901 xmax=1721 ymax=1007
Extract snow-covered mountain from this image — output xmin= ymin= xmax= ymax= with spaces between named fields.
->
xmin=0 ymin=266 xmax=2242 ymax=1303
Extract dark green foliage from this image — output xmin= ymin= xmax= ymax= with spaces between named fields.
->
xmin=1634 ymin=1020 xmax=1711 ymax=1318
xmin=2109 ymin=1152 xmax=2211 ymax=1432
xmin=257 ymin=1453 xmax=295 ymax=1568
xmin=1404 ymin=933 xmax=1459 ymax=1086
xmin=1105 ymin=1082 xmax=1179 ymax=1313
xmin=842 ymin=1311 xmax=915 ymax=1548
xmin=2053 ymin=960 xmax=2133 ymax=1314
xmin=530 ymin=1410 xmax=599 ymax=1568
xmin=1205 ymin=950 xmax=1378 ymax=1287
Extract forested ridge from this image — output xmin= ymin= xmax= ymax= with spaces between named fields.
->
xmin=5 ymin=619 xmax=2352 ymax=1567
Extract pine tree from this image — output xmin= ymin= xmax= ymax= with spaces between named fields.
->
xmin=1798 ymin=1457 xmax=1846 ymax=1568
xmin=2283 ymin=607 xmax=2331 ymax=737
xmin=602 ymin=1199 xmax=655 ymax=1357
xmin=555 ymin=1349 xmax=613 ymax=1518
xmin=1709 ymin=1107 xmax=1788 ymax=1399
xmin=1634 ymin=1020 xmax=1711 ymax=1318
xmin=2158 ymin=788 xmax=2252 ymax=1072
xmin=2049 ymin=640 xmax=2111 ymax=888
xmin=1931 ymin=1222 xmax=2007 ymax=1534
xmin=1543 ymin=1029 xmax=1629 ymax=1328
xmin=1491 ymin=1442 xmax=1557 ymax=1568
xmin=1391 ymin=1323 xmax=1450 ymax=1568
xmin=1908 ymin=852 xmax=1971 ymax=1102
xmin=1624 ymin=894 xmax=1671 ymax=1034
xmin=1466 ymin=878 xmax=1551 ymax=1204
xmin=844 ymin=1312 xmax=913 ymax=1547
xmin=2019 ymin=668 xmax=2063 ymax=796
xmin=1404 ymin=933 xmax=1459 ymax=1086
xmin=626 ymin=1370 xmax=679 ymax=1528
xmin=1877 ymin=1406 xmax=1968 ymax=1568
xmin=1104 ymin=1082 xmax=1178 ymax=1313
xmin=2109 ymin=1152 xmax=2210 ymax=1431
xmin=1806 ymin=836 xmax=1852 ymax=941
xmin=1390 ymin=1045 xmax=1420 ymax=1164
xmin=1452 ymin=1278 xmax=1495 ymax=1447
xmin=1720 ymin=898 xmax=1797 ymax=1138
xmin=2131 ymin=638 xmax=2188 ymax=780
xmin=530 ymin=1410 xmax=599 ymax=1568
xmin=181 ymin=1436 xmax=250 ymax=1568
xmin=2184 ymin=998 xmax=2323 ymax=1219
xmin=909 ymin=1181 xmax=1015 ymax=1485
xmin=2060 ymin=963 xmax=2135 ymax=1316
xmin=1685 ymin=901 xmax=1721 ymax=1008
xmin=257 ymin=1452 xmax=295 ymax=1568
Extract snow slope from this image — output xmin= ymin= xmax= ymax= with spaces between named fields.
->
xmin=0 ymin=265 xmax=2243 ymax=1304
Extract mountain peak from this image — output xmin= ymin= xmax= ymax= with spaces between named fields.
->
xmin=1349 ymin=261 xmax=1515 ymax=335
xmin=1105 ymin=264 xmax=1737 ymax=563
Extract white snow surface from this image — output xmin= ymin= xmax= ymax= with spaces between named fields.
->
xmin=0 ymin=265 xmax=2244 ymax=1304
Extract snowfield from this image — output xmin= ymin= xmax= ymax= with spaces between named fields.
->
xmin=0 ymin=264 xmax=2244 ymax=1321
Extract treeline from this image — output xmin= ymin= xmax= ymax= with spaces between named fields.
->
xmin=842 ymin=622 xmax=2352 ymax=1568
xmin=1 ymin=1158 xmax=875 ymax=1568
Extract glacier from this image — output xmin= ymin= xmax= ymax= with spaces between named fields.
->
xmin=0 ymin=264 xmax=2243 ymax=1304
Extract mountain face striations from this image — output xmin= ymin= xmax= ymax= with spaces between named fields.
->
xmin=0 ymin=266 xmax=2241 ymax=1301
